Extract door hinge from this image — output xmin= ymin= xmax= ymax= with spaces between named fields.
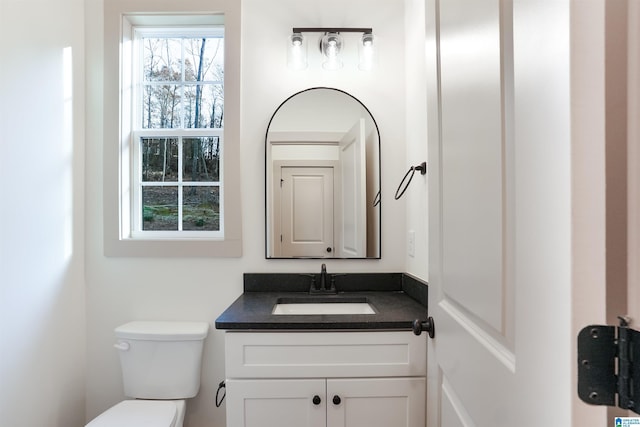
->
xmin=577 ymin=317 xmax=640 ymax=414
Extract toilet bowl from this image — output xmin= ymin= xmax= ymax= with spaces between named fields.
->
xmin=85 ymin=321 xmax=208 ymax=427
xmin=86 ymin=399 xmax=186 ymax=427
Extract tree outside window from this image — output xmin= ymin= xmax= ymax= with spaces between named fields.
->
xmin=134 ymin=31 xmax=224 ymax=234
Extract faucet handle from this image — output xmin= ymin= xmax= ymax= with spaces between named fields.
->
xmin=299 ymin=273 xmax=316 ymax=288
xmin=329 ymin=273 xmax=347 ymax=292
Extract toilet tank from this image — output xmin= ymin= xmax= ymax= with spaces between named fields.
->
xmin=114 ymin=321 xmax=209 ymax=399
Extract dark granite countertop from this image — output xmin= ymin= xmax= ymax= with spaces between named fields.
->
xmin=215 ymin=273 xmax=428 ymax=331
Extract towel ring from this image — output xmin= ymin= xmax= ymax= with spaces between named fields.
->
xmin=373 ymin=190 xmax=381 ymax=207
xmin=394 ymin=162 xmax=427 ymax=200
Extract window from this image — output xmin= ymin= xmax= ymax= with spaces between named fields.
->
xmin=132 ymin=29 xmax=224 ymax=237
xmin=103 ymin=7 xmax=242 ymax=257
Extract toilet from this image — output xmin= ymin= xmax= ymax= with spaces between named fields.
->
xmin=86 ymin=321 xmax=209 ymax=427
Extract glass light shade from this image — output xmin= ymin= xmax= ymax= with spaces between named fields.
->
xmin=287 ymin=33 xmax=307 ymax=70
xmin=321 ymin=32 xmax=343 ymax=70
xmin=358 ymin=33 xmax=375 ymax=71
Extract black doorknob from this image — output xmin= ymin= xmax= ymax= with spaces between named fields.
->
xmin=312 ymin=395 xmax=321 ymax=405
xmin=332 ymin=395 xmax=341 ymax=405
xmin=326 ymin=247 xmax=332 ymax=253
xmin=412 ymin=317 xmax=435 ymax=338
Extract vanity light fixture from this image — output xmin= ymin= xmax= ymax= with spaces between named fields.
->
xmin=287 ymin=32 xmax=308 ymax=70
xmin=288 ymin=27 xmax=375 ymax=71
xmin=320 ymin=32 xmax=343 ymax=70
xmin=358 ymin=32 xmax=375 ymax=70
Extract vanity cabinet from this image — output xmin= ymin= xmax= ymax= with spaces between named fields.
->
xmin=223 ymin=331 xmax=426 ymax=427
xmin=227 ymin=377 xmax=425 ymax=427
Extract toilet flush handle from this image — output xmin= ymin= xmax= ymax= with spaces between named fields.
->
xmin=113 ymin=341 xmax=130 ymax=351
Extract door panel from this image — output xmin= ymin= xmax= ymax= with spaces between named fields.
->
xmin=428 ymin=0 xmax=621 ymax=424
xmin=436 ymin=302 xmax=516 ymax=425
xmin=439 ymin=0 xmax=509 ymax=337
xmin=280 ymin=167 xmax=334 ymax=257
xmin=441 ymin=378 xmax=472 ymax=427
xmin=427 ymin=0 xmax=519 ymax=423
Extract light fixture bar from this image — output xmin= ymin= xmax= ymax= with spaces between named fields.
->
xmin=288 ymin=27 xmax=375 ymax=71
xmin=292 ymin=27 xmax=372 ymax=34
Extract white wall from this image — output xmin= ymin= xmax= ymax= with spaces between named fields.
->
xmin=0 ymin=0 xmax=87 ymax=426
xmin=404 ymin=0 xmax=429 ymax=279
xmin=84 ymin=1 xmax=408 ymax=426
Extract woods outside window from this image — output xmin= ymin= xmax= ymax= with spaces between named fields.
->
xmin=131 ymin=28 xmax=225 ymax=238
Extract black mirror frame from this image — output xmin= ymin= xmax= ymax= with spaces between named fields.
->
xmin=264 ymin=87 xmax=382 ymax=259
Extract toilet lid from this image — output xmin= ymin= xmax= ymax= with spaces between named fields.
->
xmin=87 ymin=400 xmax=177 ymax=427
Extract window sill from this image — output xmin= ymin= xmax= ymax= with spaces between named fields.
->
xmin=104 ymin=235 xmax=242 ymax=258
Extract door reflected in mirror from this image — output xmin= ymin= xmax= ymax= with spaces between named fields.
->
xmin=266 ymin=88 xmax=381 ymax=259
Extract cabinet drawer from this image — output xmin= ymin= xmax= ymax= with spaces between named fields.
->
xmin=225 ymin=331 xmax=426 ymax=378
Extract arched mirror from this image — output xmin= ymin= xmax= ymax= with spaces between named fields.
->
xmin=265 ymin=87 xmax=381 ymax=259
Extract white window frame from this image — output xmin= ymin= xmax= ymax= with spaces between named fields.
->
xmin=131 ymin=27 xmax=225 ymax=239
xmin=103 ymin=5 xmax=242 ymax=257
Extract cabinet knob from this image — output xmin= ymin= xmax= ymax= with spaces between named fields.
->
xmin=313 ymin=395 xmax=321 ymax=405
xmin=332 ymin=395 xmax=341 ymax=405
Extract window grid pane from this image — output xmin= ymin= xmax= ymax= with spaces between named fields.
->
xmin=183 ymin=137 xmax=220 ymax=182
xmin=142 ymin=36 xmax=223 ymax=130
xmin=183 ymin=186 xmax=220 ymax=231
xmin=141 ymin=137 xmax=178 ymax=182
xmin=142 ymin=186 xmax=179 ymax=231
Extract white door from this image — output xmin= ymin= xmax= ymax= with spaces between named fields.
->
xmin=425 ymin=0 xmax=583 ymax=425
xmin=280 ymin=166 xmax=334 ymax=257
xmin=336 ymin=119 xmax=366 ymax=257
xmin=327 ymin=378 xmax=425 ymax=427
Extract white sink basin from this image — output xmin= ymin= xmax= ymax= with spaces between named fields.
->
xmin=272 ymin=302 xmax=376 ymax=315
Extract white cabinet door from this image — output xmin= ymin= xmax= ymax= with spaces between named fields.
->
xmin=327 ymin=378 xmax=425 ymax=427
xmin=226 ymin=379 xmax=326 ymax=427
xmin=226 ymin=377 xmax=425 ymax=427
